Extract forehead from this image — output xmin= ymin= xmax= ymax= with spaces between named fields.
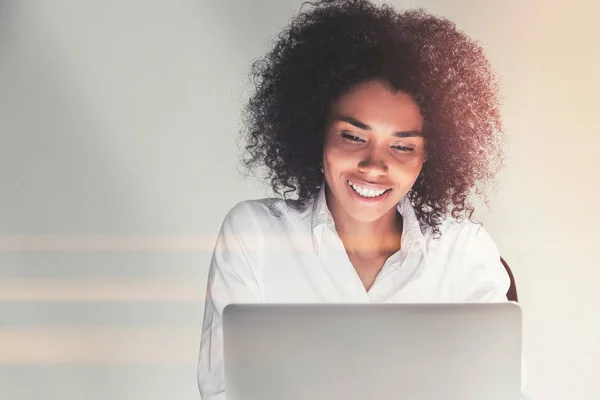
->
xmin=330 ymin=80 xmax=423 ymax=131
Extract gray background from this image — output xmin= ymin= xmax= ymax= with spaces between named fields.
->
xmin=0 ymin=0 xmax=598 ymax=399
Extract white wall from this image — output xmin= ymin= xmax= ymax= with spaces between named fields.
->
xmin=0 ymin=1 xmax=598 ymax=399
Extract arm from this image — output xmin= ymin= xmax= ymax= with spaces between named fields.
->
xmin=460 ymin=225 xmax=510 ymax=303
xmin=197 ymin=202 xmax=264 ymax=400
xmin=461 ymin=225 xmax=535 ymax=400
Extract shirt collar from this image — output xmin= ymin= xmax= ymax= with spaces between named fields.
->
xmin=310 ymin=184 xmax=427 ymax=255
xmin=396 ymin=194 xmax=428 ymax=255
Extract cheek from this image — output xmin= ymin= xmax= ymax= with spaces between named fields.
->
xmin=389 ymin=157 xmax=424 ymax=181
xmin=323 ymin=146 xmax=360 ymax=173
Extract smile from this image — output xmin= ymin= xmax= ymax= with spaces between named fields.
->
xmin=347 ymin=180 xmax=391 ymax=198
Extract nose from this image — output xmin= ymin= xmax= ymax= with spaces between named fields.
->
xmin=357 ymin=150 xmax=388 ymax=176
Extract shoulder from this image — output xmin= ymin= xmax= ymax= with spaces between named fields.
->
xmin=433 ymin=217 xmax=497 ymax=252
xmin=220 ymin=196 xmax=313 ymax=234
xmin=434 ymin=217 xmax=510 ymax=301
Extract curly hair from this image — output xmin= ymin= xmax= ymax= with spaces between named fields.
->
xmin=240 ymin=0 xmax=505 ymax=237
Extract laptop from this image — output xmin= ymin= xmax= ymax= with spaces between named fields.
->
xmin=223 ymin=303 xmax=522 ymax=400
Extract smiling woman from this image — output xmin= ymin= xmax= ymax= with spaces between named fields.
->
xmin=197 ymin=0 xmax=530 ymax=399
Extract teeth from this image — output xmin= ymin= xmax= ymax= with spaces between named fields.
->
xmin=348 ymin=181 xmax=388 ymax=198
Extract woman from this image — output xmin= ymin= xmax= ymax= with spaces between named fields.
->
xmin=198 ymin=0 xmax=531 ymax=399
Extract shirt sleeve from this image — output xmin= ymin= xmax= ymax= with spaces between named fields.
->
xmin=459 ymin=224 xmax=510 ymax=302
xmin=460 ymin=224 xmax=535 ymax=400
xmin=197 ymin=202 xmax=264 ymax=400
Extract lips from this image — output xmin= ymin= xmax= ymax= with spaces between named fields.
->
xmin=347 ymin=180 xmax=391 ymax=197
xmin=346 ymin=180 xmax=393 ymax=204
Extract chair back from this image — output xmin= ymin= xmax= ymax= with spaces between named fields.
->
xmin=500 ymin=257 xmax=518 ymax=302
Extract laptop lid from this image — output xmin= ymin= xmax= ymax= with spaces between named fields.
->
xmin=223 ymin=303 xmax=522 ymax=400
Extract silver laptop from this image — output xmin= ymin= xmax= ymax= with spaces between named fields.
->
xmin=223 ymin=303 xmax=522 ymax=400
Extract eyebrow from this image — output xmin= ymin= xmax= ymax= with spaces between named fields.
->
xmin=336 ymin=115 xmax=423 ymax=138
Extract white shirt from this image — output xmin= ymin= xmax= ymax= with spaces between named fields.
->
xmin=197 ymin=186 xmax=533 ymax=399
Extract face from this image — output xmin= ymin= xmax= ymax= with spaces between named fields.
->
xmin=322 ymin=80 xmax=426 ymax=224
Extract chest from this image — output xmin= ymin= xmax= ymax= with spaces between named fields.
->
xmin=259 ymin=240 xmax=459 ymax=303
xmin=347 ymin=254 xmax=389 ymax=292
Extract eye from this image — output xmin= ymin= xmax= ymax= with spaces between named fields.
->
xmin=341 ymin=131 xmax=365 ymax=142
xmin=392 ymin=145 xmax=415 ymax=152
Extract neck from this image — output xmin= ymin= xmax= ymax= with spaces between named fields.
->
xmin=326 ymin=190 xmax=403 ymax=260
